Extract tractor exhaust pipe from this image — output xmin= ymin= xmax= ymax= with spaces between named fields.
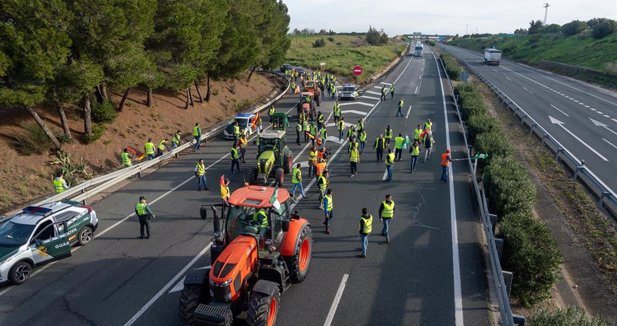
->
xmin=210 ymin=204 xmax=225 ymax=265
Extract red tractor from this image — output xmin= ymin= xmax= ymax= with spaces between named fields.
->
xmin=179 ymin=186 xmax=313 ymax=326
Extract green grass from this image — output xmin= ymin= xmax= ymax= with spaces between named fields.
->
xmin=285 ymin=35 xmax=406 ymax=83
xmin=448 ymin=32 xmax=617 ymax=73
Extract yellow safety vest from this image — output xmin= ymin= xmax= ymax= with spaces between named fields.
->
xmin=359 ymin=131 xmax=367 ymax=142
xmin=385 ymin=128 xmax=392 ymax=139
xmin=53 ymin=178 xmax=66 ymax=193
xmin=292 ymin=167 xmax=301 ymax=184
xmin=254 ymin=209 xmax=268 ymax=228
xmin=172 ymin=133 xmax=181 ymax=145
xmin=144 ymin=142 xmax=155 ymax=155
xmin=350 ymin=149 xmax=359 ymax=162
xmin=333 ymin=105 xmax=341 ymax=116
xmin=233 ymin=125 xmax=240 ymax=136
xmin=385 ymin=153 xmax=395 ymax=166
xmin=230 ymin=148 xmax=239 ymax=160
xmin=324 ymin=194 xmax=333 ymax=212
xmin=411 ymin=145 xmax=420 ymax=156
xmin=158 ymin=140 xmax=166 ymax=151
xmin=360 ymin=214 xmax=373 ymax=234
xmin=135 ymin=203 xmax=148 ymax=216
xmin=394 ymin=137 xmax=404 ymax=149
xmin=193 ymin=126 xmax=201 ymax=137
xmin=317 ymin=113 xmax=324 ymax=122
xmin=195 ymin=162 xmax=206 ymax=176
xmin=414 ymin=128 xmax=422 ymax=140
xmin=318 ymin=175 xmax=327 ymax=190
xmin=220 ymin=185 xmax=229 ymax=200
xmin=309 ymin=150 xmax=317 ymax=162
xmin=337 ymin=121 xmax=345 ymax=131
xmin=382 ymin=201 xmax=395 ymax=219
xmin=121 ymin=152 xmax=132 ymax=166
xmin=424 ymin=121 xmax=433 ymax=130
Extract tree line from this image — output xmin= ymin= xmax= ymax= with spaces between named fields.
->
xmin=515 ymin=18 xmax=617 ymax=39
xmin=0 ymin=0 xmax=291 ymax=149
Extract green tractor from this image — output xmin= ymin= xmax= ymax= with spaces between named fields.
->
xmin=252 ymin=130 xmax=293 ymax=185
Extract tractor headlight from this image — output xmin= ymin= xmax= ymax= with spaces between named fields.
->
xmin=209 ymin=278 xmax=233 ymax=287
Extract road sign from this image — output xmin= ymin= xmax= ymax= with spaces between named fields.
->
xmin=352 ymin=65 xmax=363 ymax=76
xmin=471 ymin=153 xmax=489 ymax=160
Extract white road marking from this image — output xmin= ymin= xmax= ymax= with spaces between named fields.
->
xmin=418 ymin=74 xmax=422 ymax=80
xmin=590 ymin=118 xmax=617 ymax=137
xmin=604 ymin=114 xmax=611 ymax=118
xmin=433 ymin=52 xmax=464 ymax=326
xmin=341 ymin=109 xmax=368 ymax=116
xmin=381 ymin=168 xmax=388 ymax=181
xmin=597 ymin=111 xmax=604 ymax=114
xmin=505 ymin=76 xmax=513 ymax=81
xmin=325 ymin=136 xmax=344 ymax=144
xmin=373 ymin=85 xmax=383 ymax=89
xmin=326 ymin=122 xmax=354 ymax=128
xmin=584 ymin=105 xmax=590 ymax=108
xmin=380 ymin=81 xmax=392 ymax=85
xmin=393 ymin=55 xmax=414 ymax=84
xmin=612 ymin=118 xmax=617 ymax=123
xmin=406 ymin=105 xmax=412 ymax=119
xmin=365 ymin=90 xmax=381 ymax=95
xmin=549 ymin=116 xmax=609 ymax=161
xmin=169 ymin=276 xmax=186 ymax=293
xmin=590 ymin=108 xmax=597 ymax=111
xmin=340 ymin=102 xmax=374 ymax=107
xmin=323 ymin=274 xmax=349 ymax=326
xmin=549 ymin=104 xmax=569 ymax=117
xmin=124 ymin=243 xmax=212 ymax=326
xmin=522 ymin=86 xmax=534 ymax=94
xmin=415 ymin=85 xmax=419 ymax=94
xmin=603 ymin=138 xmax=617 ymax=150
xmin=359 ymin=95 xmax=380 ymax=101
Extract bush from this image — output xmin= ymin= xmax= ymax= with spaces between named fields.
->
xmin=327 ymin=37 xmax=335 ymax=43
xmin=562 ymin=20 xmax=587 ymax=36
xmin=91 ymin=99 xmax=117 ymax=123
xmin=475 ymin=130 xmax=514 ymax=164
xmin=82 ymin=123 xmax=105 ymax=144
xmin=484 ymin=156 xmax=536 ymax=217
xmin=14 ymin=123 xmax=53 ymax=155
xmin=530 ymin=306 xmax=612 ymax=326
xmin=467 ymin=113 xmax=498 ymax=144
xmin=501 ymin=211 xmax=561 ymax=307
xmin=592 ymin=20 xmax=617 ymax=39
xmin=541 ymin=24 xmax=561 ymax=34
xmin=440 ymin=53 xmax=462 ymax=80
xmin=312 ymin=38 xmax=326 ymax=48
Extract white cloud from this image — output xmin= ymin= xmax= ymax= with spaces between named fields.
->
xmin=283 ymin=0 xmax=617 ymax=35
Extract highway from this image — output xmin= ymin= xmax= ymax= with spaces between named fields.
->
xmin=0 ymin=48 xmax=490 ymax=326
xmin=441 ymin=44 xmax=617 ymax=194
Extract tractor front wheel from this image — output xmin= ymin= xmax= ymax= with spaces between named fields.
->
xmin=247 ymin=290 xmax=281 ymax=326
xmin=179 ymin=284 xmax=204 ymax=325
xmin=286 ymin=225 xmax=313 ymax=283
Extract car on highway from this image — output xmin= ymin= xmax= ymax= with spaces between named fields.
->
xmin=280 ymin=63 xmax=292 ymax=72
xmin=0 ymin=201 xmax=99 ymax=285
xmin=294 ymin=67 xmax=305 ymax=75
xmin=338 ymin=84 xmax=359 ymax=101
xmin=223 ymin=113 xmax=257 ymax=140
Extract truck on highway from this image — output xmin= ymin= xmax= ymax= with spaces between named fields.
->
xmin=483 ymin=48 xmax=502 ymax=66
xmin=413 ymin=42 xmax=423 ymax=57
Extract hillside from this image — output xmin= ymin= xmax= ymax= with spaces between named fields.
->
xmin=448 ymin=33 xmax=617 ymax=74
xmin=285 ymin=35 xmax=406 ymax=83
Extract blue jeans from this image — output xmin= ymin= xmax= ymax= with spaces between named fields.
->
xmin=411 ymin=155 xmax=418 ymax=172
xmin=441 ymin=165 xmax=449 ymax=182
xmin=194 ymin=136 xmax=201 ymax=150
xmin=197 ymin=174 xmax=207 ymax=190
xmin=386 ymin=165 xmax=393 ymax=181
xmin=291 ymin=182 xmax=306 ymax=197
xmin=339 ymin=130 xmax=344 ymax=141
xmin=381 ymin=218 xmax=391 ymax=239
xmin=361 ymin=234 xmax=368 ymax=256
xmin=396 ymin=107 xmax=403 ymax=117
xmin=147 ymin=154 xmax=156 ymax=160
xmin=360 ymin=142 xmax=365 ymax=154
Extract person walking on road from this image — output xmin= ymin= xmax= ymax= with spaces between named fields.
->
xmin=337 ymin=118 xmax=345 ymax=141
xmin=144 ymin=138 xmax=156 ymax=160
xmin=410 ymin=141 xmax=420 ymax=173
xmin=395 ymin=98 xmax=405 ymax=117
xmin=193 ymin=123 xmax=202 ymax=151
xmin=384 ymin=125 xmax=393 ymax=147
xmin=290 ymin=163 xmax=306 ymax=199
xmin=374 ymin=134 xmax=386 ymax=162
xmin=379 ymin=195 xmax=395 ymax=243
xmin=359 ymin=129 xmax=367 ymax=154
xmin=308 ymin=146 xmax=318 ymax=177
xmin=350 ymin=145 xmax=359 ymax=177
xmin=238 ymin=134 xmax=248 ymax=163
xmin=333 ymin=101 xmax=341 ymax=123
xmin=394 ymin=133 xmax=405 ymax=161
xmin=358 ymin=208 xmax=373 ymax=258
xmin=390 ymin=85 xmax=395 ymax=99
xmin=440 ymin=149 xmax=452 ymax=182
xmin=120 ymin=148 xmax=132 ymax=167
xmin=385 ymin=148 xmax=395 ymax=182
xmin=230 ymin=145 xmax=241 ymax=174
xmin=295 ymin=121 xmax=302 ymax=145
xmin=413 ymin=125 xmax=423 ymax=143
xmin=303 ymin=119 xmax=310 ymax=143
xmin=422 ymin=131 xmax=435 ymax=162
xmin=424 ymin=118 xmax=433 ymax=131
xmin=194 ymin=159 xmax=208 ymax=191
xmin=317 ymin=170 xmax=329 ymax=205
xmin=380 ymin=85 xmax=387 ymax=101
xmin=53 ymin=172 xmax=69 ymax=193
xmin=317 ymin=111 xmax=324 ymax=130
xmin=135 ymin=196 xmax=155 ymax=239
xmin=323 ymin=188 xmax=334 ymax=234
xmin=319 ymin=126 xmax=328 ymax=148
xmin=232 ymin=121 xmax=240 ymax=145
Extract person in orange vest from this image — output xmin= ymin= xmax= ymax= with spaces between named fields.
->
xmin=314 ymin=158 xmax=327 ymax=179
xmin=440 ymin=149 xmax=452 ymax=182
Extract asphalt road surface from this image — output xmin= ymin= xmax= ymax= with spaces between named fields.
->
xmin=441 ymin=44 xmax=617 ymax=195
xmin=0 ymin=48 xmax=490 ymax=326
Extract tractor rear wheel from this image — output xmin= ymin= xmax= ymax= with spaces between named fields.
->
xmin=286 ymin=225 xmax=312 ymax=283
xmin=247 ymin=290 xmax=281 ymax=326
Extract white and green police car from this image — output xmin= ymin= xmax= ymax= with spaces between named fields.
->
xmin=0 ymin=201 xmax=98 ymax=284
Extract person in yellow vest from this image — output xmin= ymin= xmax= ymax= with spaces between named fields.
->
xmin=238 ymin=134 xmax=248 ymax=163
xmin=384 ymin=125 xmax=393 ymax=146
xmin=53 ymin=172 xmax=69 ymax=194
xmin=221 ymin=177 xmax=230 ymax=205
xmin=317 ymin=170 xmax=329 ymax=205
xmin=359 ymin=129 xmax=367 ymax=154
xmin=308 ymin=146 xmax=318 ymax=177
xmin=394 ymin=133 xmax=405 ymax=161
xmin=396 ymin=97 xmax=405 ymax=117
xmin=232 ymin=121 xmax=240 ymax=146
xmin=374 ymin=134 xmax=386 ymax=162
xmin=144 ymin=138 xmax=156 ymax=160
xmin=319 ymin=126 xmax=327 ymax=147
xmin=193 ymin=123 xmax=202 ymax=151
xmin=309 ymin=122 xmax=318 ymax=147
xmin=316 ymin=111 xmax=324 ymax=130
xmin=333 ymin=101 xmax=341 ymax=123
xmin=157 ymin=138 xmax=169 ymax=157
xmin=410 ymin=141 xmax=421 ymax=173
xmin=252 ymin=209 xmax=269 ymax=236
xmin=120 ymin=148 xmax=132 ymax=167
xmin=337 ymin=117 xmax=345 ymax=141
xmin=349 ymin=145 xmax=359 ymax=177
xmin=302 ymin=119 xmax=310 ymax=143
xmin=424 ymin=118 xmax=433 ymax=131
xmin=290 ymin=163 xmax=306 ymax=199
xmin=323 ymin=188 xmax=334 ymax=234
xmin=171 ymin=130 xmax=182 ymax=149
xmin=194 ymin=159 xmax=208 ymax=191
xmin=268 ymin=105 xmax=275 ymax=122
xmin=379 ymin=194 xmax=395 ymax=243
xmin=358 ymin=207 xmax=373 ymax=258
xmin=385 ymin=148 xmax=395 ymax=182
xmin=413 ymin=124 xmax=423 ymax=143
xmin=230 ymin=145 xmax=240 ymax=174
xmin=135 ymin=196 xmax=155 ymax=239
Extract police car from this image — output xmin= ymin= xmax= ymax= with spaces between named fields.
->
xmin=223 ymin=113 xmax=257 ymax=140
xmin=338 ymin=84 xmax=358 ymax=101
xmin=0 ymin=201 xmax=98 ymax=284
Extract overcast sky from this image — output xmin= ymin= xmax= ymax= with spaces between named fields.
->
xmin=283 ymin=0 xmax=617 ymax=35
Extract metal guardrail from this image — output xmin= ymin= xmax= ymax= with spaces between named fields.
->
xmin=31 ymin=72 xmax=290 ymax=207
xmin=459 ymin=61 xmax=617 ymax=218
xmin=436 ymin=56 xmax=517 ymax=326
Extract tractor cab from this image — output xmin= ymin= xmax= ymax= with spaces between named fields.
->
xmin=297 ymin=92 xmax=316 ymax=121
xmin=270 ymin=112 xmax=288 ymax=131
xmin=252 ymin=130 xmax=292 ymax=184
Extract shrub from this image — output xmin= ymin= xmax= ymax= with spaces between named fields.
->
xmin=500 ymin=211 xmax=561 ymax=307
xmin=592 ymin=20 xmax=617 ymax=39
xmin=91 ymin=99 xmax=117 ymax=123
xmin=440 ymin=53 xmax=462 ymax=80
xmin=83 ymin=123 xmax=105 ymax=144
xmin=14 ymin=123 xmax=52 ymax=155
xmin=562 ymin=20 xmax=587 ymax=36
xmin=327 ymin=37 xmax=335 ymax=42
xmin=467 ymin=113 xmax=498 ymax=144
xmin=530 ymin=307 xmax=612 ymax=326
xmin=541 ymin=24 xmax=561 ymax=34
xmin=475 ymin=130 xmax=514 ymax=164
xmin=312 ymin=38 xmax=326 ymax=48
xmin=484 ymin=156 xmax=536 ymax=217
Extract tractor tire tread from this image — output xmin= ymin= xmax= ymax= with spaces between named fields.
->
xmin=247 ymin=291 xmax=280 ymax=326
xmin=178 ymin=284 xmax=202 ymax=326
xmin=287 ymin=225 xmax=312 ymax=283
